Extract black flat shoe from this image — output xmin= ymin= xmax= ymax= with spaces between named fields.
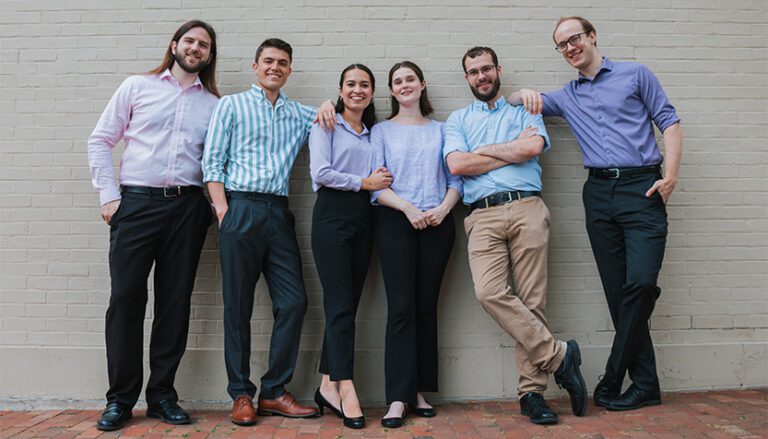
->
xmin=413 ymin=407 xmax=437 ymax=418
xmin=520 ymin=392 xmax=558 ymax=425
xmin=381 ymin=403 xmax=407 ymax=428
xmin=554 ymin=340 xmax=588 ymax=416
xmin=606 ymin=384 xmax=661 ymax=411
xmin=340 ymin=402 xmax=365 ymax=429
xmin=96 ymin=403 xmax=132 ymax=431
xmin=314 ymin=388 xmax=342 ymax=418
xmin=147 ymin=400 xmax=191 ymax=425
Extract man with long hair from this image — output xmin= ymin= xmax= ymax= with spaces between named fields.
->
xmin=87 ymin=20 xmax=220 ymax=431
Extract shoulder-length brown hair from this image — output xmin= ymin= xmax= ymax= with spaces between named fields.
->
xmin=387 ymin=61 xmax=433 ymax=119
xmin=147 ymin=20 xmax=220 ymax=97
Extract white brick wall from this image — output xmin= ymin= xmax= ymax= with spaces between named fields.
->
xmin=1 ymin=0 xmax=766 ymax=404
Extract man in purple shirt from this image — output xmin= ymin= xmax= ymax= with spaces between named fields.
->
xmin=511 ymin=16 xmax=683 ymax=412
xmin=87 ymin=20 xmax=219 ymax=431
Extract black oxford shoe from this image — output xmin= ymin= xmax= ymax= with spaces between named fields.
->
xmin=96 ymin=402 xmax=132 ymax=431
xmin=606 ymin=384 xmax=661 ymax=411
xmin=519 ymin=392 xmax=558 ymax=425
xmin=593 ymin=375 xmax=622 ymax=408
xmin=147 ymin=400 xmax=191 ymax=425
xmin=553 ymin=340 xmax=588 ymax=416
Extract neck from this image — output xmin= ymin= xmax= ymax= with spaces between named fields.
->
xmin=262 ymin=87 xmax=281 ymax=106
xmin=171 ymin=63 xmax=200 ymax=87
xmin=392 ymin=102 xmax=425 ymax=122
xmin=579 ymin=54 xmax=603 ymax=79
xmin=341 ymin=109 xmax=365 ymax=133
xmin=485 ymin=92 xmax=502 ymax=110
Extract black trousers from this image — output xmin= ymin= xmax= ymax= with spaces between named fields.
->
xmin=583 ymin=171 xmax=667 ymax=392
xmin=376 ymin=206 xmax=455 ymax=405
xmin=311 ymin=188 xmax=373 ymax=381
xmin=106 ymin=189 xmax=211 ymax=408
xmin=219 ymin=192 xmax=308 ymax=400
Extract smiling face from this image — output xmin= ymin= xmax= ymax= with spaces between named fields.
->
xmin=339 ymin=68 xmax=374 ymax=113
xmin=389 ymin=67 xmax=425 ymax=107
xmin=170 ymin=26 xmax=212 ymax=74
xmin=463 ymin=52 xmax=501 ymax=102
xmin=554 ymin=19 xmax=599 ymax=72
xmin=253 ymin=47 xmax=292 ymax=93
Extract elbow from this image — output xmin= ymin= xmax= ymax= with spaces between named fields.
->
xmin=447 ymin=160 xmax=464 ymax=176
xmin=521 ymin=137 xmax=545 ymax=160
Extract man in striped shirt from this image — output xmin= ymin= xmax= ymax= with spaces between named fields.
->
xmin=203 ymin=38 xmax=335 ymax=426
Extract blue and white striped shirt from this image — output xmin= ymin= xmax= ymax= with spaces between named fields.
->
xmin=203 ymin=84 xmax=316 ymax=195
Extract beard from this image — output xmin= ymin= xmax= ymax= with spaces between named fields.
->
xmin=174 ymin=50 xmax=209 ymax=74
xmin=470 ymin=76 xmax=501 ymax=102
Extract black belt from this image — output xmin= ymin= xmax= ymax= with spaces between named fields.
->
xmin=588 ymin=166 xmax=660 ymax=180
xmin=120 ymin=185 xmax=202 ymax=198
xmin=470 ymin=191 xmax=541 ymax=211
xmin=226 ymin=190 xmax=288 ymax=203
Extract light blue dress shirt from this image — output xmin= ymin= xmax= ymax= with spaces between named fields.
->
xmin=443 ymin=96 xmax=551 ymax=205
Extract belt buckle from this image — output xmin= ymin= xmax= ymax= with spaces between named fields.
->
xmin=607 ymin=168 xmax=621 ymax=179
xmin=163 ymin=186 xmax=181 ymax=198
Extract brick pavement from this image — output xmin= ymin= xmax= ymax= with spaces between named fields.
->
xmin=1 ymin=389 xmax=765 ymax=438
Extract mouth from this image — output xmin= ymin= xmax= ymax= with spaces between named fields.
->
xmin=348 ymin=95 xmax=367 ymax=102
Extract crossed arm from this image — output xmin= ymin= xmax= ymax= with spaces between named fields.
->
xmin=446 ymin=128 xmax=544 ymax=176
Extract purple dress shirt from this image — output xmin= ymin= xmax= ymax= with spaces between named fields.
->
xmin=309 ymin=113 xmax=373 ymax=192
xmin=88 ymin=69 xmax=219 ymax=205
xmin=542 ymin=58 xmax=680 ymax=168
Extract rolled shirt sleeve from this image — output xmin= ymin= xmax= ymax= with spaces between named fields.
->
xmin=636 ymin=64 xmax=681 ymax=132
xmin=203 ymin=97 xmax=233 ymax=184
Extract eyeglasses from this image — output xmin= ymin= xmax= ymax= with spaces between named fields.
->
xmin=555 ymin=32 xmax=587 ymax=53
xmin=466 ymin=64 xmax=496 ymax=78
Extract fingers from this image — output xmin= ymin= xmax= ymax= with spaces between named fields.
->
xmin=645 ymin=180 xmax=661 ymax=198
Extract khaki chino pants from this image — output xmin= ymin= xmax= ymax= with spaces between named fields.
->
xmin=464 ymin=196 xmax=566 ymax=396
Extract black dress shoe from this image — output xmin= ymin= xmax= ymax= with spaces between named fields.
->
xmin=381 ymin=403 xmax=407 ymax=428
xmin=314 ymin=388 xmax=342 ymax=418
xmin=96 ymin=403 xmax=132 ymax=431
xmin=340 ymin=402 xmax=365 ymax=429
xmin=519 ymin=392 xmax=558 ymax=425
xmin=593 ymin=375 xmax=621 ymax=408
xmin=147 ymin=400 xmax=191 ymax=425
xmin=413 ymin=407 xmax=436 ymax=418
xmin=554 ymin=340 xmax=588 ymax=417
xmin=606 ymin=384 xmax=661 ymax=411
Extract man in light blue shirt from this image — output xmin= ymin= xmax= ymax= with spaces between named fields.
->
xmin=444 ymin=46 xmax=587 ymax=425
xmin=203 ymin=38 xmax=335 ymax=425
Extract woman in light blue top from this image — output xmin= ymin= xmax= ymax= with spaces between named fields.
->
xmin=371 ymin=61 xmax=462 ymax=428
xmin=309 ymin=64 xmax=392 ymax=430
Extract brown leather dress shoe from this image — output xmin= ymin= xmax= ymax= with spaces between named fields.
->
xmin=258 ymin=392 xmax=319 ymax=418
xmin=230 ymin=395 xmax=257 ymax=426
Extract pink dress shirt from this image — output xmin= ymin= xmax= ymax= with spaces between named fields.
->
xmin=87 ymin=69 xmax=219 ymax=205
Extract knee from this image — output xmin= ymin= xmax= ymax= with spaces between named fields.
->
xmin=280 ymin=295 xmax=308 ymax=317
xmin=626 ymin=280 xmax=660 ymax=300
xmin=474 ymin=284 xmax=504 ymax=310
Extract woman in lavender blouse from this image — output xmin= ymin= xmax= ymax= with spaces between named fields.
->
xmin=309 ymin=64 xmax=392 ymax=429
xmin=371 ymin=61 xmax=462 ymax=428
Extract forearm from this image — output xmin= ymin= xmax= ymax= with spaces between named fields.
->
xmin=474 ymin=136 xmax=544 ymax=163
xmin=662 ymin=122 xmax=683 ymax=180
xmin=439 ymin=188 xmax=461 ymax=211
xmin=446 ymin=151 xmax=510 ymax=176
xmin=376 ymin=189 xmax=414 ymax=212
xmin=507 ymin=90 xmax=523 ymax=105
xmin=206 ymin=182 xmax=227 ymax=212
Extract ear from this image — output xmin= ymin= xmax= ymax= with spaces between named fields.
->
xmin=252 ymin=62 xmax=258 ymax=73
xmin=171 ymin=40 xmax=177 ymax=55
xmin=421 ymin=80 xmax=427 ymax=91
xmin=496 ymin=64 xmax=502 ymax=75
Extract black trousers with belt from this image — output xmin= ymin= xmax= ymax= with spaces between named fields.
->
xmin=311 ymin=188 xmax=373 ymax=381
xmin=219 ymin=191 xmax=308 ymax=400
xmin=106 ymin=188 xmax=212 ymax=408
xmin=583 ymin=170 xmax=667 ymax=392
xmin=376 ymin=206 xmax=455 ymax=405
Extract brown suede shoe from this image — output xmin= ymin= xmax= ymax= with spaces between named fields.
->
xmin=257 ymin=392 xmax=319 ymax=418
xmin=230 ymin=395 xmax=257 ymax=426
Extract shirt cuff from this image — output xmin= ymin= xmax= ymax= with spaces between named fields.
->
xmin=351 ymin=175 xmax=362 ymax=192
xmin=99 ymin=187 xmax=121 ymax=206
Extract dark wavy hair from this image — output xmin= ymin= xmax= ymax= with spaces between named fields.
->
xmin=461 ymin=46 xmax=498 ymax=74
xmin=255 ymin=38 xmax=293 ymax=63
xmin=335 ymin=64 xmax=377 ymax=130
xmin=387 ymin=61 xmax=433 ymax=119
xmin=148 ymin=20 xmax=219 ymax=97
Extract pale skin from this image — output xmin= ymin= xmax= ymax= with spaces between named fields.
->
xmin=508 ymin=18 xmax=683 ymax=202
xmin=375 ymin=67 xmax=460 ymax=419
xmin=446 ymin=53 xmax=547 ymax=177
xmin=317 ymin=68 xmax=390 ymax=420
xmin=100 ymin=26 xmax=214 ymax=224
xmin=207 ymin=48 xmax=341 ymax=225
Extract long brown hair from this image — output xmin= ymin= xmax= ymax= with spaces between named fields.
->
xmin=387 ymin=61 xmax=433 ymax=119
xmin=334 ymin=64 xmax=377 ymax=130
xmin=148 ymin=20 xmax=220 ymax=97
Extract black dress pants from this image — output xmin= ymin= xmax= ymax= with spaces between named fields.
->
xmin=583 ymin=171 xmax=667 ymax=392
xmin=106 ymin=189 xmax=211 ymax=408
xmin=376 ymin=206 xmax=455 ymax=405
xmin=219 ymin=192 xmax=308 ymax=400
xmin=311 ymin=188 xmax=373 ymax=381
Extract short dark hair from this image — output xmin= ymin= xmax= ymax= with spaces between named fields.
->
xmin=148 ymin=20 xmax=219 ymax=97
xmin=461 ymin=46 xmax=498 ymax=73
xmin=387 ymin=61 xmax=433 ymax=119
xmin=334 ymin=64 xmax=377 ymax=130
xmin=255 ymin=38 xmax=293 ymax=63
xmin=553 ymin=16 xmax=597 ymax=46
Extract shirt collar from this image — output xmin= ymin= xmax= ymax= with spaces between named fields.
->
xmin=578 ymin=57 xmax=613 ymax=83
xmin=335 ymin=112 xmax=370 ymax=136
xmin=250 ymin=84 xmax=287 ymax=106
xmin=471 ymin=95 xmax=507 ymax=112
xmin=160 ymin=68 xmax=203 ymax=89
